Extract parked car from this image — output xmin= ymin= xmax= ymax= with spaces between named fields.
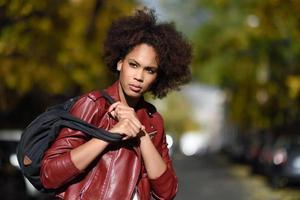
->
xmin=247 ymin=131 xmax=276 ymax=175
xmin=245 ymin=131 xmax=266 ymax=174
xmin=265 ymin=134 xmax=300 ymax=188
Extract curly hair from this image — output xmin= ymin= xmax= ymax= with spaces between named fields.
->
xmin=103 ymin=8 xmax=192 ymax=98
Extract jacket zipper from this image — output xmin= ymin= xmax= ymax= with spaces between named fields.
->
xmin=129 ymin=150 xmax=141 ymax=200
xmin=79 ymin=167 xmax=97 ymax=199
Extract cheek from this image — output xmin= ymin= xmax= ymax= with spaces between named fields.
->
xmin=123 ymin=66 xmax=136 ymax=77
xmin=120 ymin=67 xmax=132 ymax=79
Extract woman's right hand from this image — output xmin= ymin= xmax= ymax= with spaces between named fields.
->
xmin=108 ymin=102 xmax=144 ymax=140
xmin=109 ymin=118 xmax=141 ymax=140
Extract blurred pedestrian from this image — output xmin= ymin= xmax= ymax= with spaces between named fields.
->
xmin=40 ymin=7 xmax=192 ymax=200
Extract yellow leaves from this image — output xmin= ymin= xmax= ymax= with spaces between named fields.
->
xmin=0 ymin=59 xmax=34 ymax=94
xmin=46 ymin=75 xmax=68 ymax=94
xmin=286 ymin=75 xmax=300 ymax=99
xmin=38 ymin=18 xmax=52 ymax=32
xmin=0 ymin=59 xmax=69 ymax=96
xmin=32 ymin=64 xmax=70 ymax=94
xmin=72 ymin=68 xmax=89 ymax=87
xmin=0 ymin=0 xmax=138 ymax=115
xmin=0 ymin=61 xmax=17 ymax=89
xmin=19 ymin=3 xmax=33 ymax=16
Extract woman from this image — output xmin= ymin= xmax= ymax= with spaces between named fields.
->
xmin=40 ymin=8 xmax=192 ymax=200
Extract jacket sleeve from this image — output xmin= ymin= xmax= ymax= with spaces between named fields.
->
xmin=40 ymin=96 xmax=100 ymax=189
xmin=149 ymin=114 xmax=178 ymax=200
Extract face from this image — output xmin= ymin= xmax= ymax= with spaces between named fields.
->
xmin=117 ymin=43 xmax=158 ymax=101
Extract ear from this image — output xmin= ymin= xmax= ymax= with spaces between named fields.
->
xmin=117 ymin=60 xmax=123 ymax=72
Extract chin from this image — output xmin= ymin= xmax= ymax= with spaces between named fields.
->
xmin=127 ymin=91 xmax=143 ymax=98
xmin=130 ymin=93 xmax=142 ymax=98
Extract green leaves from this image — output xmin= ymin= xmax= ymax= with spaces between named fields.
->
xmin=192 ymin=0 xmax=300 ymax=130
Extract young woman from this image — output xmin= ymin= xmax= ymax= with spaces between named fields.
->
xmin=40 ymin=8 xmax=192 ymax=200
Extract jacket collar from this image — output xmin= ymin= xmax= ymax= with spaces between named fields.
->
xmin=105 ymin=81 xmax=121 ymax=102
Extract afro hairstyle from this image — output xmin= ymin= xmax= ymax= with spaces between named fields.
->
xmin=103 ymin=8 xmax=192 ymax=98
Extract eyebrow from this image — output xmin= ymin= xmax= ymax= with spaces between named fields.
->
xmin=128 ymin=59 xmax=158 ymax=69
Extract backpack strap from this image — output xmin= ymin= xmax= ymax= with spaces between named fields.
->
xmin=100 ymin=90 xmax=116 ymax=105
xmin=87 ymin=90 xmax=116 ymax=105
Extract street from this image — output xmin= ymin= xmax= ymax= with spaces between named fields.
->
xmin=173 ymin=152 xmax=300 ymax=200
xmin=173 ymin=153 xmax=249 ymax=200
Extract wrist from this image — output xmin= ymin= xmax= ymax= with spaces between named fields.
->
xmin=92 ymin=138 xmax=110 ymax=146
xmin=139 ymin=131 xmax=151 ymax=142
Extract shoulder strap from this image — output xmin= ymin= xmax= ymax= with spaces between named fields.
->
xmin=100 ymin=90 xmax=116 ymax=105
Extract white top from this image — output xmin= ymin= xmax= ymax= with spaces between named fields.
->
xmin=132 ymin=188 xmax=139 ymax=200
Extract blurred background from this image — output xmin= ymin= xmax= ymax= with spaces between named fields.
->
xmin=1 ymin=0 xmax=300 ymax=199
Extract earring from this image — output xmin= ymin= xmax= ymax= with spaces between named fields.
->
xmin=117 ymin=60 xmax=122 ymax=71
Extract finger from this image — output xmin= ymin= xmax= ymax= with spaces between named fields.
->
xmin=116 ymin=108 xmax=141 ymax=125
xmin=114 ymin=107 xmax=131 ymax=117
xmin=108 ymin=110 xmax=117 ymax=119
xmin=128 ymin=119 xmax=142 ymax=134
xmin=129 ymin=118 xmax=143 ymax=131
xmin=116 ymin=111 xmax=140 ymax=125
xmin=123 ymin=119 xmax=140 ymax=138
xmin=123 ymin=120 xmax=139 ymax=135
xmin=122 ymin=135 xmax=131 ymax=140
xmin=108 ymin=102 xmax=121 ymax=112
xmin=111 ymin=104 xmax=132 ymax=120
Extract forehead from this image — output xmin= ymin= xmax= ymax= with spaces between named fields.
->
xmin=125 ymin=44 xmax=159 ymax=66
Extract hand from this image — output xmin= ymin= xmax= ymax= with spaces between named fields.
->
xmin=109 ymin=118 xmax=141 ymax=140
xmin=108 ymin=102 xmax=145 ymax=140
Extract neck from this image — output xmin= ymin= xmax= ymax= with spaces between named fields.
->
xmin=118 ymin=83 xmax=140 ymax=108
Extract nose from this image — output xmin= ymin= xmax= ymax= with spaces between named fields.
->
xmin=134 ymin=69 xmax=144 ymax=82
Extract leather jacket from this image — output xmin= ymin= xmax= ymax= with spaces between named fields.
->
xmin=40 ymin=81 xmax=178 ymax=200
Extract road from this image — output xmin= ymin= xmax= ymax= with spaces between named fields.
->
xmin=173 ymin=153 xmax=249 ymax=200
xmin=173 ymin=152 xmax=300 ymax=200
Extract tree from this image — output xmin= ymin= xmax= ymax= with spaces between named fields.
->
xmin=0 ymin=0 xmax=137 ymax=128
xmin=192 ymin=0 xmax=300 ymax=131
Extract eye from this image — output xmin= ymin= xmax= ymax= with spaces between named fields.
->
xmin=129 ymin=62 xmax=137 ymax=68
xmin=146 ymin=67 xmax=157 ymax=74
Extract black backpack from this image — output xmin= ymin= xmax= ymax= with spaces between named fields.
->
xmin=16 ymin=91 xmax=123 ymax=192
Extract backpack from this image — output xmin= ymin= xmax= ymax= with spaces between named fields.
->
xmin=16 ymin=90 xmax=123 ymax=192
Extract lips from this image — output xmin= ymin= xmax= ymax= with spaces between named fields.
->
xmin=129 ymin=84 xmax=142 ymax=93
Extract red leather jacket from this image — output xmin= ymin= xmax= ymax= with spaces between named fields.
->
xmin=40 ymin=81 xmax=178 ymax=200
